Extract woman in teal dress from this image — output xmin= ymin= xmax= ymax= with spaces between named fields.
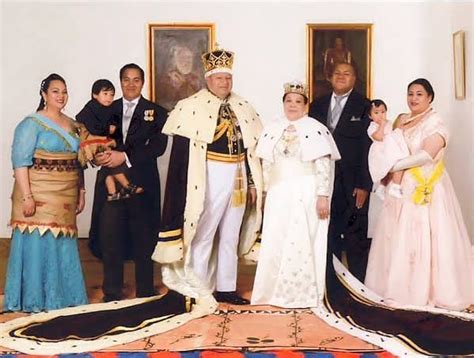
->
xmin=4 ymin=73 xmax=88 ymax=312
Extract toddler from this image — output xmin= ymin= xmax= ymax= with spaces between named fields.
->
xmin=76 ymin=79 xmax=143 ymax=201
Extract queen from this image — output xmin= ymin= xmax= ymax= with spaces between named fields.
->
xmin=251 ymin=81 xmax=340 ymax=308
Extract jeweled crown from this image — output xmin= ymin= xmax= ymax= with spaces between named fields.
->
xmin=201 ymin=48 xmax=234 ymax=77
xmin=284 ymin=80 xmax=308 ymax=98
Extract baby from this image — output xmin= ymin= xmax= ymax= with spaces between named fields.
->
xmin=367 ymin=99 xmax=409 ymax=199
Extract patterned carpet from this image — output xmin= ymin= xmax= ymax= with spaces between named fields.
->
xmin=99 ymin=305 xmax=382 ymax=352
xmin=0 ymin=350 xmax=394 ymax=357
xmin=0 ymin=244 xmax=390 ymax=357
xmin=0 ymin=299 xmax=387 ymax=356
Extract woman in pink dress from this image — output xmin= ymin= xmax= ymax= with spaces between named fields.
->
xmin=367 ymin=78 xmax=472 ymax=310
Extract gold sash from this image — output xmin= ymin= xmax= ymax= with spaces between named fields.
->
xmin=409 ymin=160 xmax=445 ymax=205
xmin=10 ymin=150 xmax=79 ymax=238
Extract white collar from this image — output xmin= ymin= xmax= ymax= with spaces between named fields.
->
xmin=284 ymin=114 xmax=307 ymax=127
xmin=123 ymin=97 xmax=140 ymax=106
xmin=331 ymin=89 xmax=353 ymax=99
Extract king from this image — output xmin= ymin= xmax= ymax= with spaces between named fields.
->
xmin=152 ymin=48 xmax=263 ymax=305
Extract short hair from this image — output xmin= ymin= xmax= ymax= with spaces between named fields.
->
xmin=119 ymin=63 xmax=145 ymax=82
xmin=331 ymin=62 xmax=358 ymax=78
xmin=370 ymin=99 xmax=387 ymax=111
xmin=282 ymin=92 xmax=308 ymax=105
xmin=91 ymin=79 xmax=115 ymax=97
xmin=407 ymin=78 xmax=435 ymax=103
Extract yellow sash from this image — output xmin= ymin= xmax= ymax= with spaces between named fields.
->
xmin=409 ymin=160 xmax=444 ymax=205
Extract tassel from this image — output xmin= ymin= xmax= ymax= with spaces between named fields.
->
xmin=232 ymin=188 xmax=246 ymax=207
xmin=232 ymin=166 xmax=246 ymax=207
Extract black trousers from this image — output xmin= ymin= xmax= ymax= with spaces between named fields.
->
xmin=99 ymin=195 xmax=156 ymax=299
xmin=328 ymin=175 xmax=370 ymax=282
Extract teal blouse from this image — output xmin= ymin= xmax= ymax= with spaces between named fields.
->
xmin=11 ymin=113 xmax=80 ymax=169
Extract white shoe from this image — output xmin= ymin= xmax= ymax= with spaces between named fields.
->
xmin=374 ymin=185 xmax=386 ymax=200
xmin=388 ymin=184 xmax=403 ymax=198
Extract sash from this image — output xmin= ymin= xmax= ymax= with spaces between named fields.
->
xmin=409 ymin=160 xmax=445 ymax=205
xmin=29 ymin=113 xmax=79 ymax=152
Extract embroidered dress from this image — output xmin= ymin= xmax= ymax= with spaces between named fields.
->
xmin=251 ymin=116 xmax=339 ymax=308
xmin=5 ymin=113 xmax=88 ymax=312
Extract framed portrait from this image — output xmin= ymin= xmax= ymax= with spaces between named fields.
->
xmin=148 ymin=23 xmax=215 ymax=111
xmin=307 ymin=24 xmax=372 ymax=102
xmin=452 ymin=30 xmax=466 ymax=100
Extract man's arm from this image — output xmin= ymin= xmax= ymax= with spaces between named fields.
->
xmin=308 ymin=98 xmax=321 ymax=123
xmin=158 ymin=135 xmax=189 ymax=238
xmin=355 ymin=100 xmax=373 ymax=192
xmin=152 ymin=134 xmax=190 ymax=264
xmin=308 ymin=96 xmax=330 ymax=127
xmin=353 ymin=100 xmax=373 ymax=209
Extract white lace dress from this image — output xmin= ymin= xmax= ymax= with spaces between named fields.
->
xmin=251 ymin=127 xmax=331 ymax=308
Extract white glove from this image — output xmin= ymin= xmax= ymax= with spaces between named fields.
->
xmin=390 ymin=150 xmax=433 ymax=172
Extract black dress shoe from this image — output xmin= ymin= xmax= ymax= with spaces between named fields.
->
xmin=136 ymin=291 xmax=156 ymax=298
xmin=103 ymin=294 xmax=122 ymax=303
xmin=214 ymin=291 xmax=250 ymax=305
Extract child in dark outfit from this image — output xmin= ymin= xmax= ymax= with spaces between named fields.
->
xmin=76 ymin=79 xmax=143 ymax=201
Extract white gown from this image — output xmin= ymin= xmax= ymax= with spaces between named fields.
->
xmin=251 ymin=116 xmax=338 ymax=308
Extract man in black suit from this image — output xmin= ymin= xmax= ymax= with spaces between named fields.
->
xmin=94 ymin=63 xmax=168 ymax=301
xmin=309 ymin=62 xmax=372 ymax=281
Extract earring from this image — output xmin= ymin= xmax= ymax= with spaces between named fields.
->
xmin=44 ymin=101 xmax=47 ymax=109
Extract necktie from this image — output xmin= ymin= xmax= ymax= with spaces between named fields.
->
xmin=122 ymin=102 xmax=135 ymax=139
xmin=329 ymin=95 xmax=344 ymax=132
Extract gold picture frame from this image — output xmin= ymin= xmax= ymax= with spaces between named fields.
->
xmin=307 ymin=23 xmax=372 ymax=102
xmin=148 ymin=23 xmax=215 ymax=111
xmin=453 ymin=30 xmax=466 ymax=100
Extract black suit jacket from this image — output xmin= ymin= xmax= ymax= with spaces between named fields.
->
xmin=309 ymin=90 xmax=372 ymax=192
xmin=87 ymin=96 xmax=168 ymax=257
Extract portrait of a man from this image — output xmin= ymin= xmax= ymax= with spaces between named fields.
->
xmin=323 ymin=36 xmax=352 ymax=81
xmin=149 ymin=24 xmax=215 ymax=111
xmin=307 ymin=24 xmax=372 ymax=101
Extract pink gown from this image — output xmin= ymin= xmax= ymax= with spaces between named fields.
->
xmin=366 ymin=111 xmax=472 ymax=310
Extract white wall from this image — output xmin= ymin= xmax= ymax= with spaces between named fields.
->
xmin=1 ymin=1 xmax=473 ymax=239
xmin=446 ymin=2 xmax=474 ymax=237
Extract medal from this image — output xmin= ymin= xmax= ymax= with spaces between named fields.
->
xmin=144 ymin=109 xmax=155 ymax=121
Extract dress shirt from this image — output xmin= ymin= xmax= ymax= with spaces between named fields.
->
xmin=121 ymin=97 xmax=140 ymax=167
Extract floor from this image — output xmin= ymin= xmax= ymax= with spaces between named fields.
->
xmin=0 ymin=237 xmax=389 ymax=356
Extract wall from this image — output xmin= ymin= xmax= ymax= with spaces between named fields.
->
xmin=1 ymin=1 xmax=472 ymax=239
xmin=446 ymin=2 xmax=474 ymax=236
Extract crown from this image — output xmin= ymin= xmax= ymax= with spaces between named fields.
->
xmin=284 ymin=80 xmax=308 ymax=98
xmin=201 ymin=48 xmax=234 ymax=77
